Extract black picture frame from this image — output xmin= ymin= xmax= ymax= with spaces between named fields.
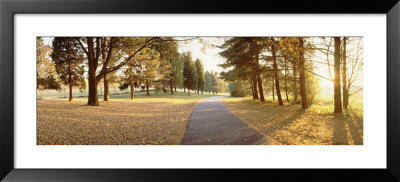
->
xmin=1 ymin=0 xmax=399 ymax=181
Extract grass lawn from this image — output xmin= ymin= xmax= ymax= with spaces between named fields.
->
xmin=223 ymin=97 xmax=363 ymax=145
xmin=37 ymin=91 xmax=214 ymax=145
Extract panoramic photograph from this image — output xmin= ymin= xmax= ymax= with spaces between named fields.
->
xmin=36 ymin=37 xmax=363 ymax=145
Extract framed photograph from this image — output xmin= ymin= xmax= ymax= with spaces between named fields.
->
xmin=1 ymin=0 xmax=399 ymax=181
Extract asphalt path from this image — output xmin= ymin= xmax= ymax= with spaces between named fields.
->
xmin=180 ymin=96 xmax=265 ymax=145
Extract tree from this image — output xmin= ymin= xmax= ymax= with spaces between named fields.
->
xmin=37 ymin=37 xmax=61 ymax=90
xmin=76 ymin=37 xmax=161 ymax=106
xmin=298 ymin=37 xmax=308 ymax=109
xmin=204 ymin=71 xmax=212 ymax=94
xmin=228 ymin=82 xmax=245 ymax=97
xmin=100 ymin=38 xmax=121 ymax=101
xmin=183 ymin=53 xmax=196 ymax=95
xmin=270 ymin=38 xmax=283 ymax=105
xmin=279 ymin=37 xmax=302 ymax=104
xmin=195 ymin=59 xmax=205 ymax=94
xmin=171 ymin=56 xmax=184 ymax=93
xmin=154 ymin=39 xmax=176 ymax=94
xmin=333 ymin=37 xmax=343 ymax=113
xmin=191 ymin=62 xmax=198 ymax=95
xmin=216 ymin=78 xmax=227 ymax=93
xmin=210 ymin=72 xmax=218 ymax=94
xmin=138 ymin=48 xmax=160 ymax=96
xmin=120 ymin=61 xmax=138 ymax=99
xmin=344 ymin=37 xmax=363 ymax=106
xmin=51 ymin=37 xmax=86 ymax=101
xmin=341 ymin=37 xmax=349 ymax=109
xmin=219 ymin=37 xmax=265 ymax=102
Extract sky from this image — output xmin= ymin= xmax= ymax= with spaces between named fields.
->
xmin=177 ymin=37 xmax=225 ymax=74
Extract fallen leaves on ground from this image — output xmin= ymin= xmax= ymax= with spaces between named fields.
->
xmin=223 ymin=97 xmax=363 ymax=145
xmin=37 ymin=95 xmax=204 ymax=145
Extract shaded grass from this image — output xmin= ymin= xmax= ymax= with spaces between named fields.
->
xmin=37 ymin=91 xmax=212 ymax=145
xmin=223 ymin=97 xmax=363 ymax=145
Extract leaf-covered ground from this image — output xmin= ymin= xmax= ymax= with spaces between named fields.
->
xmin=223 ymin=97 xmax=363 ymax=145
xmin=37 ymin=92 xmax=208 ymax=145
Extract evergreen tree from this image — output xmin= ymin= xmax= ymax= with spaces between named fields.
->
xmin=195 ymin=59 xmax=205 ymax=94
xmin=51 ymin=37 xmax=86 ymax=101
xmin=183 ymin=53 xmax=196 ymax=95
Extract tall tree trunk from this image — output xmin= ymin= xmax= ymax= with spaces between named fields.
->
xmin=197 ymin=81 xmax=200 ymax=95
xmin=272 ymin=76 xmax=275 ymax=100
xmin=87 ymin=76 xmax=99 ymax=106
xmin=342 ymin=37 xmax=349 ymax=109
xmin=251 ymin=78 xmax=255 ymax=100
xmin=253 ymin=76 xmax=259 ymax=100
xmin=103 ymin=74 xmax=109 ymax=101
xmin=299 ymin=38 xmax=308 ymax=109
xmin=101 ymin=38 xmax=109 ymax=101
xmin=170 ymin=80 xmax=174 ymax=95
xmin=272 ymin=42 xmax=283 ymax=105
xmin=68 ymin=62 xmax=73 ymax=102
xmin=130 ymin=83 xmax=135 ymax=99
xmin=69 ymin=81 xmax=73 ymax=102
xmin=257 ymin=74 xmax=265 ymax=102
xmin=292 ymin=58 xmax=298 ymax=103
xmin=184 ymin=87 xmax=185 ymax=92
xmin=188 ymin=89 xmax=190 ymax=96
xmin=255 ymin=55 xmax=265 ymax=102
xmin=86 ymin=38 xmax=100 ymax=106
xmin=284 ymin=58 xmax=289 ymax=102
xmin=163 ymin=83 xmax=167 ymax=94
xmin=146 ymin=80 xmax=150 ymax=96
xmin=174 ymin=85 xmax=177 ymax=92
xmin=334 ymin=37 xmax=343 ymax=113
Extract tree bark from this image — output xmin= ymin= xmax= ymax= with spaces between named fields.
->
xmin=334 ymin=37 xmax=343 ymax=113
xmin=103 ymin=74 xmax=109 ymax=101
xmin=188 ymin=89 xmax=190 ymax=96
xmin=86 ymin=38 xmax=100 ymax=106
xmin=292 ymin=57 xmax=298 ymax=103
xmin=170 ymin=80 xmax=174 ymax=95
xmin=272 ymin=76 xmax=275 ymax=100
xmin=257 ymin=74 xmax=265 ymax=102
xmin=255 ymin=55 xmax=265 ymax=102
xmin=184 ymin=87 xmax=185 ymax=92
xmin=129 ymin=83 xmax=135 ymax=100
xmin=272 ymin=42 xmax=283 ymax=105
xmin=146 ymin=80 xmax=150 ymax=96
xmin=342 ymin=37 xmax=349 ymax=109
xmin=284 ymin=58 xmax=289 ymax=102
xmin=101 ymin=38 xmax=109 ymax=101
xmin=68 ymin=62 xmax=73 ymax=102
xmin=87 ymin=76 xmax=99 ymax=106
xmin=69 ymin=82 xmax=73 ymax=102
xmin=163 ymin=83 xmax=167 ymax=94
xmin=253 ymin=76 xmax=259 ymax=100
xmin=87 ymin=39 xmax=100 ymax=106
xmin=299 ymin=38 xmax=308 ymax=109
xmin=250 ymin=78 xmax=255 ymax=100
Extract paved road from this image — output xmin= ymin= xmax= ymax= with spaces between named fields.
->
xmin=180 ymin=96 xmax=265 ymax=145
